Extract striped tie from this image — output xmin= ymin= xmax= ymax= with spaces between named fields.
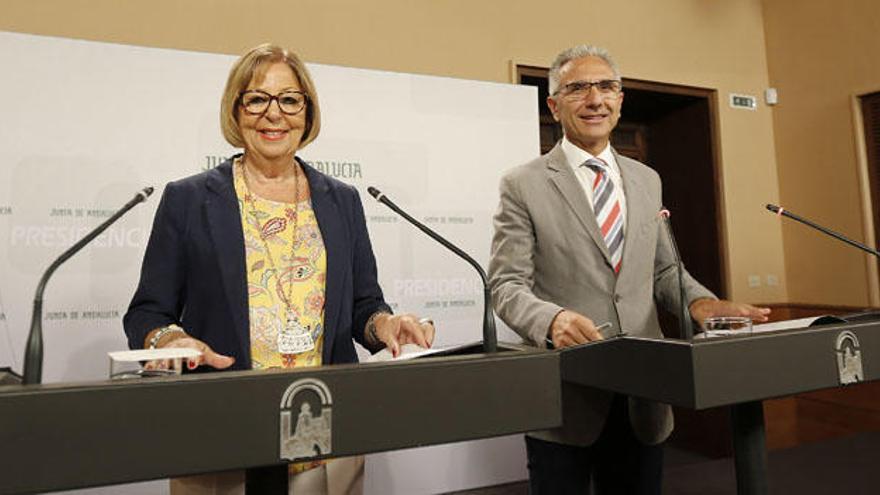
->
xmin=585 ymin=158 xmax=624 ymax=273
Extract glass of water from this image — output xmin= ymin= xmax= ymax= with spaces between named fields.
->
xmin=703 ymin=316 xmax=753 ymax=338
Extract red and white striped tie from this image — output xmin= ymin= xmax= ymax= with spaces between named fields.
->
xmin=585 ymin=158 xmax=624 ymax=273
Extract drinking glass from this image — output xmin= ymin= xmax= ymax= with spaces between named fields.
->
xmin=703 ymin=316 xmax=753 ymax=338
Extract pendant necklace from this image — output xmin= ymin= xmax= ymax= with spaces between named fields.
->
xmin=241 ymin=157 xmax=315 ymax=355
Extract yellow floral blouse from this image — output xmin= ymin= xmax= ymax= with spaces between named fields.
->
xmin=233 ymin=160 xmax=327 ymax=370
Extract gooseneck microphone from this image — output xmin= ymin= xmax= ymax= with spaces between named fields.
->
xmin=367 ymin=187 xmax=497 ymax=353
xmin=659 ymin=209 xmax=695 ymax=341
xmin=22 ymin=187 xmax=155 ymax=385
xmin=766 ymin=204 xmax=880 ymax=258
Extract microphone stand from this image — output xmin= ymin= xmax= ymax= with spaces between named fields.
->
xmin=766 ymin=204 xmax=880 ymax=258
xmin=660 ymin=209 xmax=695 ymax=341
xmin=367 ymin=187 xmax=497 ymax=353
xmin=766 ymin=203 xmax=880 ymax=324
xmin=22 ymin=187 xmax=154 ymax=385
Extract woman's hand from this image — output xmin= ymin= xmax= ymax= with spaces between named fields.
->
xmin=143 ymin=329 xmax=235 ymax=371
xmin=373 ymin=313 xmax=436 ymax=357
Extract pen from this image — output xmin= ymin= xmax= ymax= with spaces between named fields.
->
xmin=546 ymin=321 xmax=613 ymax=347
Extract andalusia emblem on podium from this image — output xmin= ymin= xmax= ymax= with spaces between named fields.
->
xmin=280 ymin=378 xmax=333 ymax=460
xmin=835 ymin=330 xmax=864 ymax=385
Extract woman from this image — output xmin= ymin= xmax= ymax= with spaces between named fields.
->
xmin=123 ymin=43 xmax=434 ymax=494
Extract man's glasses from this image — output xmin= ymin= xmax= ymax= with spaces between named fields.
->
xmin=555 ymin=80 xmax=622 ymax=100
xmin=239 ymin=90 xmax=308 ymax=116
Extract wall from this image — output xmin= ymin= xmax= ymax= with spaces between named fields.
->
xmin=1 ymin=0 xmax=788 ymax=303
xmin=763 ymin=0 xmax=880 ymax=306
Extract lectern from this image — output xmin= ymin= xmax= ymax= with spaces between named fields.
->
xmin=0 ymin=344 xmax=556 ymax=494
xmin=1 ymin=321 xmax=873 ymax=494
xmin=560 ymin=320 xmax=876 ymax=495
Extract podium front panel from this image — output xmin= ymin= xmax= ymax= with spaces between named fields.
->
xmin=560 ymin=321 xmax=880 ymax=409
xmin=0 ymin=349 xmax=559 ymax=494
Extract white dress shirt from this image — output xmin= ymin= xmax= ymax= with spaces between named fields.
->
xmin=560 ymin=136 xmax=627 ymax=235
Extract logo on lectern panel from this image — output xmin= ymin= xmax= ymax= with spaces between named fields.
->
xmin=835 ymin=331 xmax=864 ymax=385
xmin=280 ymin=378 xmax=332 ymax=461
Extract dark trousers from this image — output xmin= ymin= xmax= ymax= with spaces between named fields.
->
xmin=525 ymin=395 xmax=664 ymax=495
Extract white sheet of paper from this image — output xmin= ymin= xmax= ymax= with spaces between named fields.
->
xmin=367 ymin=344 xmax=447 ymax=362
xmin=365 ymin=342 xmax=489 ymax=363
xmin=752 ymin=316 xmax=824 ymax=333
xmin=108 ymin=348 xmax=201 ymax=362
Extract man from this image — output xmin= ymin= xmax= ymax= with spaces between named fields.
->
xmin=488 ymin=44 xmax=769 ymax=495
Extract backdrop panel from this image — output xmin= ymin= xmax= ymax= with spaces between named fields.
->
xmin=0 ymin=31 xmax=539 ymax=494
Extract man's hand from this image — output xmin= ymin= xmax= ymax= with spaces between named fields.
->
xmin=688 ymin=298 xmax=771 ymax=328
xmin=548 ymin=310 xmax=604 ymax=348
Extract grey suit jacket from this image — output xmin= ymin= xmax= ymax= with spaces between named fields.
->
xmin=488 ymin=143 xmax=716 ymax=446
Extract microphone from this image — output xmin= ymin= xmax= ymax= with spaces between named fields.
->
xmin=766 ymin=204 xmax=880 ymax=258
xmin=367 ymin=186 xmax=497 ymax=353
xmin=22 ymin=187 xmax=155 ymax=385
xmin=659 ymin=208 xmax=695 ymax=340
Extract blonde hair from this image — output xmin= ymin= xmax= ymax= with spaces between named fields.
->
xmin=220 ymin=43 xmax=321 ymax=149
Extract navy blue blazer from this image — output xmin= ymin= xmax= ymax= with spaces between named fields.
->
xmin=123 ymin=155 xmax=390 ymax=369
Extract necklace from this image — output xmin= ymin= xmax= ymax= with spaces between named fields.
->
xmin=239 ymin=157 xmax=314 ymax=355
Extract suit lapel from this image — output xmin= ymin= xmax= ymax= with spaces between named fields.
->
xmin=299 ymin=158 xmax=343 ymax=365
xmin=546 ymin=144 xmax=612 ymax=266
xmin=616 ymin=151 xmax=652 ymax=272
xmin=204 ymin=159 xmax=250 ymax=357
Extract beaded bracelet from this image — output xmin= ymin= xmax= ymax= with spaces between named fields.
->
xmin=147 ymin=324 xmax=186 ymax=349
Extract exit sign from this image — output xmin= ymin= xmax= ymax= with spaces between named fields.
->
xmin=730 ymin=94 xmax=757 ymax=110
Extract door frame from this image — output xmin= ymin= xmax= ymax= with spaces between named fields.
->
xmin=515 ymin=65 xmax=730 ymax=297
xmin=851 ymin=91 xmax=880 ymax=306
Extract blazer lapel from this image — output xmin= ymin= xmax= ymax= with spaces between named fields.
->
xmin=616 ymin=150 xmax=652 ymax=272
xmin=299 ymin=158 xmax=344 ymax=365
xmin=546 ymin=143 xmax=613 ymax=265
xmin=204 ymin=160 xmax=250 ymax=358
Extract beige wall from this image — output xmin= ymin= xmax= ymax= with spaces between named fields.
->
xmin=763 ymin=0 xmax=880 ymax=306
xmin=2 ymin=0 xmax=787 ymax=303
